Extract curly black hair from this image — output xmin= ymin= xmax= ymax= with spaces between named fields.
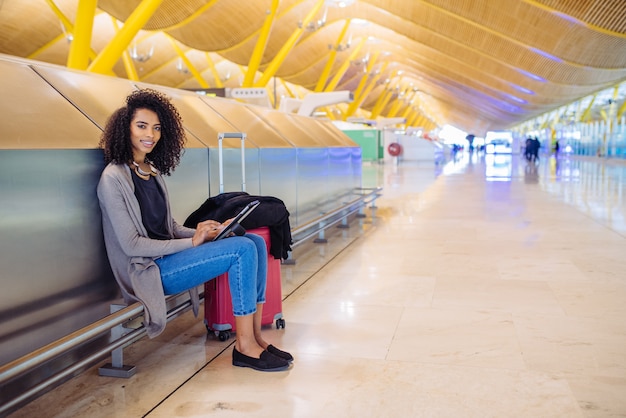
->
xmin=99 ymin=88 xmax=185 ymax=175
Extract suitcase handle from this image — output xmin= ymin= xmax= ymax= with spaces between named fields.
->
xmin=218 ymin=132 xmax=247 ymax=193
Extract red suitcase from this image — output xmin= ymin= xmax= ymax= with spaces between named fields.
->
xmin=204 ymin=226 xmax=285 ymax=341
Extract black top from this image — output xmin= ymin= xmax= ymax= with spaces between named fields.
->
xmin=132 ymin=173 xmax=169 ymax=240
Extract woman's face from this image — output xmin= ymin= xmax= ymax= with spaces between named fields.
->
xmin=130 ymin=108 xmax=161 ymax=162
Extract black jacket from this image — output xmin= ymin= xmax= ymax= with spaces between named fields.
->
xmin=184 ymin=192 xmax=293 ymax=260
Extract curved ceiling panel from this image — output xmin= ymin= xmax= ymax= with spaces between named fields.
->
xmin=1 ymin=0 xmax=625 ymax=134
xmin=98 ymin=0 xmax=211 ymax=30
xmin=163 ymin=0 xmax=273 ymax=52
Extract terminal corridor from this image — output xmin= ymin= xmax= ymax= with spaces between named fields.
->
xmin=10 ymin=153 xmax=626 ymax=418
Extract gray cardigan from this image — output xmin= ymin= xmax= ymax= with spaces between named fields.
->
xmin=97 ymin=163 xmax=197 ymax=338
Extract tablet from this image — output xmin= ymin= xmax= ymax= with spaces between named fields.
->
xmin=212 ymin=200 xmax=260 ymax=241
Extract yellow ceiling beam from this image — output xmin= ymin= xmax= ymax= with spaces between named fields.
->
xmin=315 ymin=19 xmax=352 ymax=92
xmin=88 ymin=0 xmax=164 ymax=75
xmin=407 ymin=111 xmax=421 ymax=127
xmin=346 ymin=61 xmax=388 ymax=119
xmin=403 ymin=109 xmax=415 ymax=127
xmin=243 ymin=0 xmax=279 ymax=87
xmin=254 ymin=0 xmax=325 ymax=87
xmin=387 ymin=86 xmax=413 ymax=118
xmin=401 ymin=101 xmax=415 ymax=119
xmin=45 ymin=0 xmax=74 ymax=36
xmin=204 ymin=53 xmax=223 ymax=88
xmin=167 ymin=36 xmax=209 ymax=88
xmin=399 ymin=89 xmax=419 ymax=120
xmin=618 ymin=97 xmax=626 ymax=119
xmin=412 ymin=112 xmax=426 ymax=128
xmin=111 ymin=17 xmax=139 ymax=81
xmin=600 ymin=108 xmax=608 ymax=122
xmin=414 ymin=115 xmax=427 ymax=127
xmin=370 ymin=86 xmax=393 ymax=119
xmin=28 ymin=33 xmax=67 ymax=59
xmin=371 ymin=73 xmax=403 ymax=119
xmin=280 ymin=78 xmax=296 ymax=99
xmin=580 ymin=94 xmax=597 ymax=122
xmin=67 ymin=0 xmax=97 ymax=70
xmin=345 ymin=51 xmax=381 ymax=117
xmin=39 ymin=0 xmax=98 ymax=63
xmin=324 ymin=37 xmax=367 ymax=92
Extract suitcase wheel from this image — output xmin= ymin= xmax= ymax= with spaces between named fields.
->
xmin=276 ymin=318 xmax=286 ymax=329
xmin=218 ymin=330 xmax=231 ymax=341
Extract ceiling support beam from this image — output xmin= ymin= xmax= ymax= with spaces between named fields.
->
xmin=400 ymin=101 xmax=414 ymax=120
xmin=41 ymin=0 xmax=98 ymax=63
xmin=254 ymin=0 xmax=325 ymax=87
xmin=407 ymin=111 xmax=421 ymax=127
xmin=414 ymin=115 xmax=427 ymax=128
xmin=45 ymin=0 xmax=75 ymax=40
xmin=204 ymin=53 xmax=223 ymax=88
xmin=88 ymin=0 xmax=164 ymax=75
xmin=167 ymin=36 xmax=209 ymax=88
xmin=243 ymin=0 xmax=279 ymax=87
xmin=67 ymin=0 xmax=97 ymax=70
xmin=111 ymin=18 xmax=139 ymax=81
xmin=324 ymin=37 xmax=367 ymax=92
xmin=580 ymin=94 xmax=597 ymax=122
xmin=345 ymin=51 xmax=381 ymax=118
xmin=370 ymin=87 xmax=393 ymax=120
xmin=371 ymin=73 xmax=403 ymax=119
xmin=315 ymin=19 xmax=352 ymax=92
xmin=387 ymin=86 xmax=412 ymax=118
xmin=346 ymin=63 xmax=388 ymax=119
xmin=399 ymin=89 xmax=419 ymax=119
xmin=618 ymin=97 xmax=626 ymax=119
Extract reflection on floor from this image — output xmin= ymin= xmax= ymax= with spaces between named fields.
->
xmin=10 ymin=153 xmax=626 ymax=418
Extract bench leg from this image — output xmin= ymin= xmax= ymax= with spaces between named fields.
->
xmin=337 ymin=210 xmax=350 ymax=229
xmin=314 ymin=220 xmax=328 ymax=243
xmin=98 ymin=304 xmax=137 ymax=378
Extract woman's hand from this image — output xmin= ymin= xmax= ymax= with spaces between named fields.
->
xmin=192 ymin=220 xmax=224 ymax=246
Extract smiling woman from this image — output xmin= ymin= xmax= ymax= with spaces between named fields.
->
xmin=96 ymin=88 xmax=293 ymax=371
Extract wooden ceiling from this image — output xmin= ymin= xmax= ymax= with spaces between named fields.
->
xmin=1 ymin=0 xmax=626 ymax=134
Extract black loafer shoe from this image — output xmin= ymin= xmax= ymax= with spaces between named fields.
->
xmin=267 ymin=344 xmax=294 ymax=362
xmin=232 ymin=348 xmax=289 ymax=372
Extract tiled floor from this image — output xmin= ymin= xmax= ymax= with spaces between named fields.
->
xmin=10 ymin=153 xmax=626 ymax=417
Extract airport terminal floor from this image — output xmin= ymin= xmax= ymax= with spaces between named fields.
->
xmin=9 ymin=152 xmax=626 ymax=418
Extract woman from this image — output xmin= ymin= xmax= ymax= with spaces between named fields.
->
xmin=97 ymin=89 xmax=292 ymax=372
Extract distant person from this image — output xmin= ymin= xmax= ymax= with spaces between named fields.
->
xmin=466 ymin=134 xmax=475 ymax=154
xmin=97 ymin=89 xmax=292 ymax=372
xmin=524 ymin=137 xmax=533 ymax=161
xmin=531 ymin=136 xmax=541 ymax=161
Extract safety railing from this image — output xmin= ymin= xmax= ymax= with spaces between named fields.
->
xmin=0 ymin=186 xmax=382 ymax=415
xmin=289 ymin=187 xmax=382 ymax=251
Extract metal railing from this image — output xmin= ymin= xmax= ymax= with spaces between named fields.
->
xmin=0 ymin=186 xmax=382 ymax=415
xmin=290 ymin=187 xmax=382 ymax=249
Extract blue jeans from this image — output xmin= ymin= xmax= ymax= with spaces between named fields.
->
xmin=155 ymin=233 xmax=267 ymax=316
